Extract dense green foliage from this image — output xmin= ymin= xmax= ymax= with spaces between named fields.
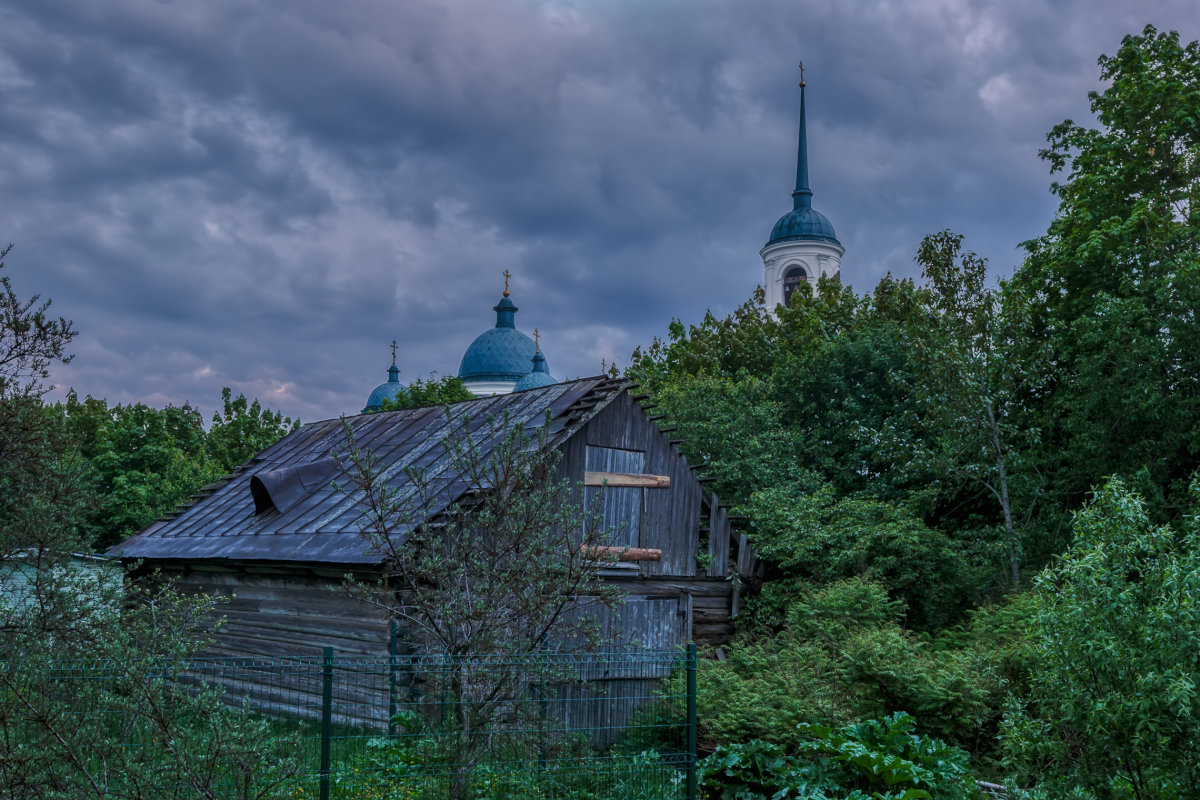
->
xmin=695 ymin=579 xmax=1030 ymax=761
xmin=0 ymin=245 xmax=90 ymax=561
xmin=629 ymin=24 xmax=1200 ymax=797
xmin=333 ymin=710 xmax=681 ymax=800
xmin=700 ymin=713 xmax=981 ymax=800
xmin=376 ymin=374 xmax=475 ymax=411
xmin=1 ymin=573 xmax=304 ymax=799
xmin=53 ymin=386 xmax=297 ymax=547
xmin=0 ymin=248 xmax=301 ymax=798
xmin=1012 ymin=24 xmax=1200 ymax=532
xmin=1001 ymin=480 xmax=1200 ymax=799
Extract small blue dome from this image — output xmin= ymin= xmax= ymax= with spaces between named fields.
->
xmin=363 ymin=363 xmax=402 ymax=413
xmin=458 ymin=294 xmax=537 ymax=382
xmin=513 ymin=351 xmax=555 ymax=392
xmin=767 ymin=207 xmax=840 ymax=246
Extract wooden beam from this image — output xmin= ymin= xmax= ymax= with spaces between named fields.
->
xmin=581 ymin=545 xmax=662 ymax=562
xmin=583 ymin=471 xmax=671 ymax=488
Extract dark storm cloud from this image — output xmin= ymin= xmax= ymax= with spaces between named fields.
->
xmin=0 ymin=0 xmax=1196 ymax=422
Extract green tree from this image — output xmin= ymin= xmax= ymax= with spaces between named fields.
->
xmin=1002 ymin=479 xmax=1200 ymax=799
xmin=337 ymin=410 xmax=621 ymax=796
xmin=376 ymin=374 xmax=475 ymax=412
xmin=0 ymin=245 xmax=75 ymax=399
xmin=772 ymin=275 xmax=935 ymax=506
xmin=206 ymin=387 xmax=298 ymax=472
xmin=63 ymin=396 xmax=222 ymax=547
xmin=899 ymin=231 xmax=1042 ymax=584
xmin=0 ymin=245 xmax=90 ymax=561
xmin=0 ymin=567 xmax=303 ymax=798
xmin=1012 ymin=25 xmax=1200 ymax=526
xmin=58 ymin=388 xmax=296 ymax=547
xmin=743 ymin=484 xmax=979 ymax=630
xmin=628 ymin=280 xmax=933 ymax=508
xmin=0 ymin=247 xmax=299 ymax=798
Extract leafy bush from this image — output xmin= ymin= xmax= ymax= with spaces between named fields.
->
xmin=744 ymin=485 xmax=983 ymax=630
xmin=699 ymin=579 xmax=1030 ymax=760
xmin=700 ymin=712 xmax=982 ymax=799
xmin=334 ymin=714 xmax=683 ymax=800
xmin=1000 ymin=478 xmax=1200 ymax=799
xmin=376 ymin=374 xmax=475 ymax=412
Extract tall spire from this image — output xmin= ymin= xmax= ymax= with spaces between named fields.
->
xmin=792 ymin=62 xmax=812 ymax=211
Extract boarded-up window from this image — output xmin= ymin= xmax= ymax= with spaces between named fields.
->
xmin=585 ymin=446 xmax=644 ymax=548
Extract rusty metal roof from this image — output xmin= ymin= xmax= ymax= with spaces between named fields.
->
xmin=108 ymin=377 xmax=627 ymax=567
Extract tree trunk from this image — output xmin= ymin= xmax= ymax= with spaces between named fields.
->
xmin=987 ymin=403 xmax=1020 ymax=584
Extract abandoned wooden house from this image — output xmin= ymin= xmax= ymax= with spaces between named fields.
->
xmin=108 ymin=377 xmax=759 ymax=666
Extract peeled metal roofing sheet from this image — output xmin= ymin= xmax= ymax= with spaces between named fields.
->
xmin=107 ymin=378 xmax=625 ymax=566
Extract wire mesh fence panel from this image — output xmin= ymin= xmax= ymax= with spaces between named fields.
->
xmin=0 ymin=647 xmax=696 ymax=800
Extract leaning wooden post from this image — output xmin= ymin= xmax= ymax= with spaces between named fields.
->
xmin=320 ymin=646 xmax=333 ymax=800
xmin=388 ymin=621 xmax=398 ymax=737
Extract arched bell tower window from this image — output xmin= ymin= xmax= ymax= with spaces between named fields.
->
xmin=782 ymin=265 xmax=808 ymax=307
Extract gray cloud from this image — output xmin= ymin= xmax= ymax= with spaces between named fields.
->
xmin=0 ymin=0 xmax=1196 ymax=422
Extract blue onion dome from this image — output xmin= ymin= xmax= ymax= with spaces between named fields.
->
xmin=363 ymin=362 xmax=402 ymax=413
xmin=457 ymin=292 xmax=537 ymax=382
xmin=513 ymin=349 xmax=556 ymax=392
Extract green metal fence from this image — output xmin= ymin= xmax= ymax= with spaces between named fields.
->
xmin=1 ymin=644 xmax=697 ymax=800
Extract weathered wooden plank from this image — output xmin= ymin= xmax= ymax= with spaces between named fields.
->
xmin=692 ymin=604 xmax=731 ymax=622
xmin=218 ymin=617 xmax=387 ymax=643
xmin=583 ymin=471 xmax=670 ymax=488
xmin=706 ymin=493 xmax=730 ymax=578
xmin=607 ymin=578 xmax=733 ymax=597
xmin=691 ymin=594 xmax=733 ymax=608
xmin=736 ymin=533 xmax=753 ymax=576
xmin=581 ymin=545 xmax=662 ymax=562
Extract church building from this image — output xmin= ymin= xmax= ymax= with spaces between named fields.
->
xmin=759 ymin=72 xmax=844 ymax=308
xmin=456 ymin=274 xmax=556 ymax=397
xmin=362 ymin=273 xmax=557 ymax=410
xmin=364 ymin=70 xmax=841 ymax=410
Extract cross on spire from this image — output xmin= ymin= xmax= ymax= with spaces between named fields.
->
xmin=533 ymin=327 xmax=541 ymax=352
xmin=390 ymin=339 xmax=397 ymax=364
xmin=503 ymin=269 xmax=511 ymax=297
xmin=798 ymin=61 xmax=806 ymax=88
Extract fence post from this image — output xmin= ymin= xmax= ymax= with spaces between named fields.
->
xmin=686 ymin=641 xmax=697 ymax=800
xmin=388 ymin=621 xmax=398 ymax=737
xmin=320 ymin=646 xmax=333 ymax=800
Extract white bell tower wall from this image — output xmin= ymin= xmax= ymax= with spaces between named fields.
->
xmin=759 ymin=237 xmax=845 ymax=309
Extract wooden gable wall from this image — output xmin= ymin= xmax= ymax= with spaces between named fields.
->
xmin=556 ymin=391 xmax=701 ymax=578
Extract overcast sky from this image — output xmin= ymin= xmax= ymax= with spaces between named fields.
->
xmin=2 ymin=0 xmax=1196 ymax=423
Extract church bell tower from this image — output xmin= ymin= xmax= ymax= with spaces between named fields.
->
xmin=760 ymin=66 xmax=844 ymax=309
